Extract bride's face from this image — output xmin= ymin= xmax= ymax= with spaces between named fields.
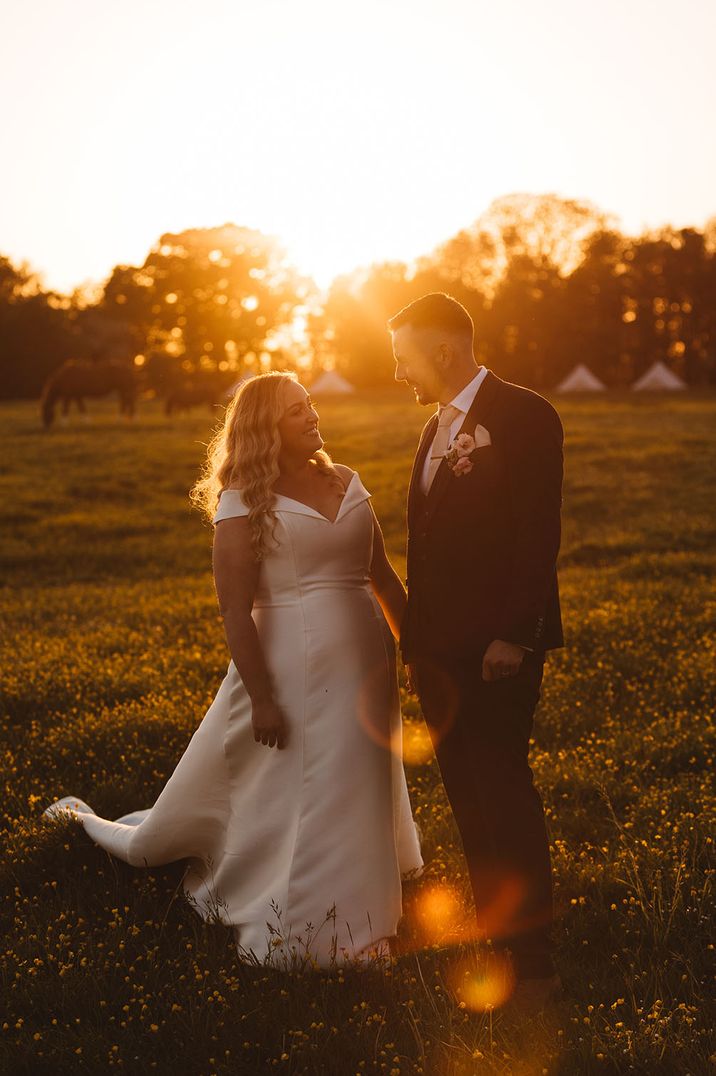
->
xmin=277 ymin=381 xmax=323 ymax=457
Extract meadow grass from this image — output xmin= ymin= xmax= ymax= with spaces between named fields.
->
xmin=1 ymin=391 xmax=714 ymax=1075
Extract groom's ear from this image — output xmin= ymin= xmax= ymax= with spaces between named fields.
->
xmin=434 ymin=341 xmax=452 ymax=370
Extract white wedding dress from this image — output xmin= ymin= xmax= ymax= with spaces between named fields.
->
xmin=43 ymin=469 xmax=424 ymax=969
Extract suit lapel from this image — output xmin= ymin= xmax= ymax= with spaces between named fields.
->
xmin=407 ymin=413 xmax=439 ymax=527
xmin=423 ymin=369 xmax=502 ymax=526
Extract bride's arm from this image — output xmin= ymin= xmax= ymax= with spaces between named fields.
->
xmin=213 ymin=515 xmax=287 ymax=749
xmin=367 ymin=504 xmax=407 ymax=640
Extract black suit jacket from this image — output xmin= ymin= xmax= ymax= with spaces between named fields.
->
xmin=400 ymin=369 xmax=564 ymax=662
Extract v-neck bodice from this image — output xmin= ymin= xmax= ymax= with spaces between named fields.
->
xmin=271 ymin=470 xmax=358 ymax=524
xmin=213 ymin=470 xmax=376 ymax=610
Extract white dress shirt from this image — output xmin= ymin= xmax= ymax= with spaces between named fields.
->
xmin=420 ymin=366 xmax=489 ymax=495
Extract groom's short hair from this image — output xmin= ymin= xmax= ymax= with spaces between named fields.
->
xmin=387 ymin=292 xmax=474 ymax=343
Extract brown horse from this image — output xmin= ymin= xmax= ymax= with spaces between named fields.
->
xmin=41 ymin=360 xmax=138 ymax=428
xmin=164 ymin=376 xmax=232 ymax=416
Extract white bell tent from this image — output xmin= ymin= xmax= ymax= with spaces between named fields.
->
xmin=632 ymin=361 xmax=687 ymax=391
xmin=555 ymin=364 xmax=606 ymax=393
xmin=310 ymin=370 xmax=356 ymax=394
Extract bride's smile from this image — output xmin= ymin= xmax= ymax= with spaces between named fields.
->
xmin=275 ymin=382 xmax=325 ymax=460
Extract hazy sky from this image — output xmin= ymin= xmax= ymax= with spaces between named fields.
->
xmin=2 ymin=0 xmax=715 ymax=292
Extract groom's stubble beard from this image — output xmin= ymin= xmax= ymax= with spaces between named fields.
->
xmin=392 ymin=328 xmax=440 ymax=405
xmin=402 ymin=364 xmax=441 ymax=407
xmin=414 ymin=387 xmax=437 ymax=406
xmin=396 ymin=373 xmax=435 ymax=406
xmin=411 ymin=370 xmax=444 ymax=406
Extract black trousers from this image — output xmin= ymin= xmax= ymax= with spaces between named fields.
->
xmin=413 ymin=648 xmax=555 ymax=979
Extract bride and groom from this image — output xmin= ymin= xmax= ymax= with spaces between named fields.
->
xmin=44 ymin=292 xmax=564 ymax=1009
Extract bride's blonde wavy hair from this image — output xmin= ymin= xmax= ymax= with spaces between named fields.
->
xmin=190 ymin=371 xmax=338 ymax=560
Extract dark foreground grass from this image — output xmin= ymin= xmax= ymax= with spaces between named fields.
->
xmin=1 ymin=392 xmax=715 ymax=1075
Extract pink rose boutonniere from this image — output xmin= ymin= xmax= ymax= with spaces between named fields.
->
xmin=444 ymin=425 xmax=492 ymax=477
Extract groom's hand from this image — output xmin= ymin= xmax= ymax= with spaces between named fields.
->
xmin=482 ymin=640 xmax=525 ymax=681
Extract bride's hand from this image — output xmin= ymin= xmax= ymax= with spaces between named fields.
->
xmin=251 ymin=698 xmax=289 ymax=749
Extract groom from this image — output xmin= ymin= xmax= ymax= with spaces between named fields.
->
xmin=390 ymin=292 xmax=564 ymax=1010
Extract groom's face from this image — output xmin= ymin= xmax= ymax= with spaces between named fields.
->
xmin=391 ymin=324 xmax=443 ymax=405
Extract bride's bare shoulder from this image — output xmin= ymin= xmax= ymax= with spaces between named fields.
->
xmin=330 ymin=462 xmax=355 ymax=485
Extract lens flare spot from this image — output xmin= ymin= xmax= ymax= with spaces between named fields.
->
xmin=413 ymin=883 xmax=465 ymax=944
xmin=448 ymin=951 xmax=516 ymax=1012
xmin=401 ymin=721 xmax=434 ymax=766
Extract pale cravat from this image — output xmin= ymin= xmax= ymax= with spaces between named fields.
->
xmin=425 ymin=404 xmax=461 ymax=493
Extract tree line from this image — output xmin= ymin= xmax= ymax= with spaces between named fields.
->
xmin=1 ymin=194 xmax=715 ymax=400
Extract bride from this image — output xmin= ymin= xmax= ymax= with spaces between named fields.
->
xmin=44 ymin=371 xmax=424 ymax=970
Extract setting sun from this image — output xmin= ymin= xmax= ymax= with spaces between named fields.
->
xmin=1 ymin=0 xmax=714 ymax=293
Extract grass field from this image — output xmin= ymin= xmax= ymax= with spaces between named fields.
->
xmin=1 ymin=392 xmax=714 ymax=1075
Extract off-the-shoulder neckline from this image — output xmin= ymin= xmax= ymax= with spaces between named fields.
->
xmin=221 ymin=470 xmax=365 ymax=525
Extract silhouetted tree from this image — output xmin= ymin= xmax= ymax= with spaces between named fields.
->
xmin=3 ymin=200 xmax=716 ymax=398
xmin=414 ymin=193 xmax=612 ymax=388
xmin=309 ymin=263 xmax=414 ymax=387
xmin=556 ymin=229 xmax=632 ymax=385
xmin=98 ymin=224 xmax=314 ymax=394
xmin=0 ymin=256 xmax=79 ymax=399
xmin=309 ymin=261 xmax=488 ymax=387
xmin=626 ymin=227 xmax=715 ymax=385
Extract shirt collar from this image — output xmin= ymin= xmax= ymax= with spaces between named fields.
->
xmin=439 ymin=365 xmax=488 ymax=417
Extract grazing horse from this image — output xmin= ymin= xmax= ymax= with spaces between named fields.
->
xmin=164 ymin=378 xmax=230 ymax=416
xmin=41 ymin=360 xmax=138 ymax=429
